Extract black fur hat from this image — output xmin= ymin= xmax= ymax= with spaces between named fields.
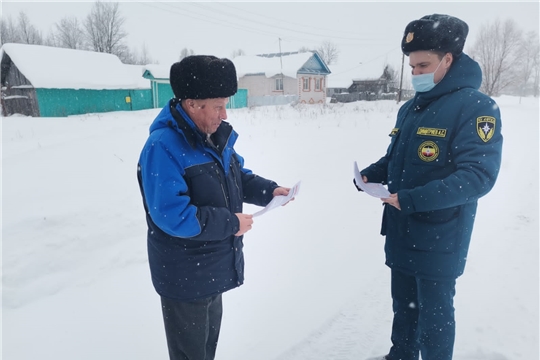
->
xmin=401 ymin=14 xmax=469 ymax=56
xmin=169 ymin=55 xmax=238 ymax=100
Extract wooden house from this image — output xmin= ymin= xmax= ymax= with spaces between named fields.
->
xmin=327 ymin=61 xmax=406 ymax=102
xmin=0 ymin=43 xmax=152 ymax=117
xmin=233 ymin=51 xmax=331 ymax=106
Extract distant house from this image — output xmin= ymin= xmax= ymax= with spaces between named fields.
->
xmin=233 ymin=51 xmax=331 ymax=107
xmin=327 ymin=62 xmax=409 ymax=103
xmin=142 ymin=64 xmax=248 ymax=110
xmin=326 ymin=64 xmax=358 ymax=98
xmin=0 ymin=43 xmax=152 ymax=117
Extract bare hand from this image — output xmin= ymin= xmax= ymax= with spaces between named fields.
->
xmin=382 ymin=193 xmax=401 ymax=210
xmin=354 ymin=176 xmax=368 ymax=191
xmin=235 ymin=213 xmax=254 ymax=236
xmin=273 ymin=186 xmax=294 ymax=205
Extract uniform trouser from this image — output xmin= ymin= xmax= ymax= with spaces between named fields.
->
xmin=387 ymin=270 xmax=456 ymax=360
xmin=160 ymin=294 xmax=223 ymax=360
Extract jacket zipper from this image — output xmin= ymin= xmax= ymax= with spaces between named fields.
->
xmin=231 ymin=161 xmax=241 ymax=200
xmin=215 ymin=168 xmax=229 ymax=208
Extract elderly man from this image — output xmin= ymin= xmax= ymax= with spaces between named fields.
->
xmin=358 ymin=14 xmax=503 ymax=360
xmin=137 ymin=55 xmax=290 ymax=360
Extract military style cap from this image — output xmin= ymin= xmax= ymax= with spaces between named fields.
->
xmin=401 ymin=14 xmax=469 ymax=56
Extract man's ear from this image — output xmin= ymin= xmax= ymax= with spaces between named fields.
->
xmin=183 ymin=99 xmax=197 ymax=114
xmin=445 ymin=53 xmax=453 ymax=68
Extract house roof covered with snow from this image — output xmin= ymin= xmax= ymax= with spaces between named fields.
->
xmin=142 ymin=64 xmax=172 ymax=80
xmin=327 ymin=61 xmax=390 ymax=89
xmin=233 ymin=51 xmax=331 ymax=79
xmin=0 ymin=43 xmax=150 ymax=90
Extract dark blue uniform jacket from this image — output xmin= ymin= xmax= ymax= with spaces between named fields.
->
xmin=137 ymin=99 xmax=278 ymax=301
xmin=361 ymin=54 xmax=503 ymax=280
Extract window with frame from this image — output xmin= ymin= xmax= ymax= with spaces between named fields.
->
xmin=315 ymin=78 xmax=321 ymax=91
xmin=303 ymin=78 xmax=310 ymax=91
xmin=275 ymin=78 xmax=283 ymax=91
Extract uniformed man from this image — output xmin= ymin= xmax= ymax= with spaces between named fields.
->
xmin=358 ymin=14 xmax=503 ymax=360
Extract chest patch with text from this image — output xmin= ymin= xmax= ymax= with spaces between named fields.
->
xmin=416 ymin=127 xmax=447 ymax=137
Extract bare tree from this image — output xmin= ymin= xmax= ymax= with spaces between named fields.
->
xmin=83 ymin=1 xmax=127 ymax=55
xmin=55 ymin=16 xmax=85 ymax=49
xmin=114 ymin=44 xmax=136 ymax=64
xmin=470 ymin=18 xmax=522 ymax=96
xmin=138 ymin=42 xmax=155 ymax=65
xmin=317 ymin=40 xmax=339 ymax=65
xmin=0 ymin=16 xmax=21 ymax=45
xmin=179 ymin=48 xmax=195 ymax=60
xmin=17 ymin=11 xmax=43 ymax=45
xmin=43 ymin=28 xmax=59 ymax=47
xmin=516 ymin=31 xmax=540 ymax=99
xmin=381 ymin=64 xmax=398 ymax=82
xmin=534 ymin=49 xmax=540 ymax=98
xmin=231 ymin=49 xmax=245 ymax=58
xmin=121 ymin=43 xmax=156 ymax=65
xmin=298 ymin=46 xmax=312 ymax=53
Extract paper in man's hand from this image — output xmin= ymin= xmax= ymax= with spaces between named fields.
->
xmin=353 ymin=161 xmax=390 ymax=198
xmin=253 ymin=181 xmax=301 ymax=217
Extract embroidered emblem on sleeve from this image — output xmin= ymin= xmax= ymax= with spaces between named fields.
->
xmin=476 ymin=116 xmax=496 ymax=142
xmin=418 ymin=141 xmax=439 ymax=162
xmin=390 ymin=128 xmax=399 ymax=136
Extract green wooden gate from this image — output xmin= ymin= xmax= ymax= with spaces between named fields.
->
xmin=227 ymin=88 xmax=248 ymax=109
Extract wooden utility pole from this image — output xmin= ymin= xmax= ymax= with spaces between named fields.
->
xmin=279 ymin=38 xmax=284 ymax=93
xmin=398 ymin=52 xmax=405 ymax=103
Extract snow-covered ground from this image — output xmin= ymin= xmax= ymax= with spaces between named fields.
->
xmin=2 ymin=96 xmax=538 ymax=360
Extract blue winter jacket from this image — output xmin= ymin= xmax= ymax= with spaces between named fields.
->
xmin=137 ymin=99 xmax=278 ymax=301
xmin=361 ymin=54 xmax=503 ymax=280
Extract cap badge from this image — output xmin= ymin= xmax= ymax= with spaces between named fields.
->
xmin=406 ymin=32 xmax=414 ymax=43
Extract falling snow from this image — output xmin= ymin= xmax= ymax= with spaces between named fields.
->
xmin=2 ymin=96 xmax=538 ymax=360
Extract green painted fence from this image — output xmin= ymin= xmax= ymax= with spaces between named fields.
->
xmin=36 ymin=88 xmax=153 ymax=117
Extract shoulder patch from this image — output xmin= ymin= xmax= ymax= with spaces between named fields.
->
xmin=417 ymin=127 xmax=447 ymax=137
xmin=390 ymin=128 xmax=399 ymax=136
xmin=476 ymin=116 xmax=496 ymax=142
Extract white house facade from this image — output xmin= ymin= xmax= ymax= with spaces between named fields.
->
xmin=233 ymin=51 xmax=331 ymax=106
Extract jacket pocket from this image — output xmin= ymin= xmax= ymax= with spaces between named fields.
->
xmin=410 ymin=136 xmax=449 ymax=167
xmin=405 ymin=207 xmax=461 ymax=253
xmin=184 ymin=162 xmax=228 ymax=208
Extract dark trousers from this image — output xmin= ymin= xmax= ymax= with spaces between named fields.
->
xmin=160 ymin=294 xmax=223 ymax=360
xmin=387 ymin=270 xmax=456 ymax=360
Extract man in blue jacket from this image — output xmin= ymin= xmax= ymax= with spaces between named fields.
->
xmin=137 ymin=55 xmax=291 ymax=360
xmin=358 ymin=15 xmax=503 ymax=360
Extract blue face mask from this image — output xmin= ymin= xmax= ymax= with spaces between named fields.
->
xmin=411 ymin=59 xmax=444 ymax=92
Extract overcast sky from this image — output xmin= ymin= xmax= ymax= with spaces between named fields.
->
xmin=2 ymin=1 xmax=539 ymax=72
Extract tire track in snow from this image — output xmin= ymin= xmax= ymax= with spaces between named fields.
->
xmin=273 ymin=275 xmax=392 ymax=360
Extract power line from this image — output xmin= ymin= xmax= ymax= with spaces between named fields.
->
xmin=189 ymin=2 xmax=375 ymax=42
xmin=133 ymin=2 xmax=401 ymax=65
xmin=139 ymin=1 xmax=390 ymax=47
xmin=137 ymin=2 xmax=284 ymax=40
xmin=218 ymin=2 xmax=372 ymax=38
